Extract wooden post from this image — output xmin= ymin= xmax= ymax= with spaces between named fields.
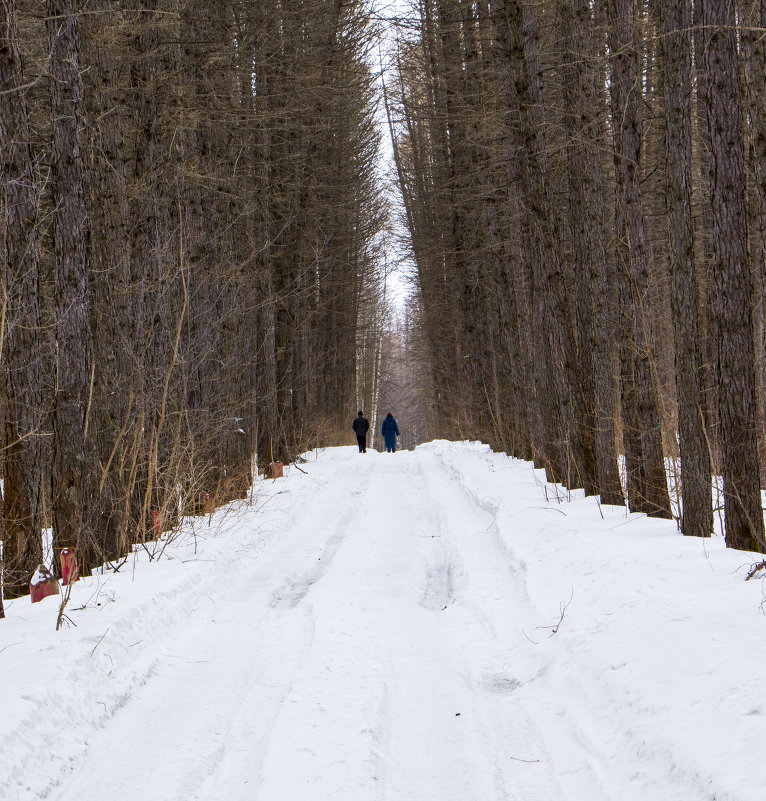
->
xmin=203 ymin=492 xmax=215 ymax=515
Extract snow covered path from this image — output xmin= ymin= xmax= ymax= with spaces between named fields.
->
xmin=2 ymin=442 xmax=766 ymax=801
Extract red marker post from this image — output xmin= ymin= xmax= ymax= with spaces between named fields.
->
xmin=60 ymin=548 xmax=79 ymax=586
xmin=30 ymin=565 xmax=60 ymax=603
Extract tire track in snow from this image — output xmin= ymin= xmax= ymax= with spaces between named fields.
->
xmin=419 ymin=446 xmax=637 ymax=801
xmin=269 ymin=511 xmax=354 ymax=610
xmin=407 ymin=448 xmax=569 ymax=801
xmin=45 ymin=590 xmax=317 ymax=801
xmin=268 ymin=461 xmax=372 ymax=610
xmin=249 ymin=454 xmax=399 ymax=800
xmin=420 ymin=558 xmax=455 ymax=611
xmin=418 ymin=522 xmax=458 ymax=612
xmin=42 ymin=457 xmax=377 ymax=801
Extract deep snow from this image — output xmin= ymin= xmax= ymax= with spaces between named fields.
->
xmin=1 ymin=441 xmax=765 ymax=801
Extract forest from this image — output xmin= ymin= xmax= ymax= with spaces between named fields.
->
xmin=0 ymin=0 xmax=386 ymax=605
xmin=385 ymin=0 xmax=766 ymax=555
xmin=1 ymin=0 xmax=766 ymax=613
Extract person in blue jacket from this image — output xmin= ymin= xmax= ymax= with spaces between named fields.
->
xmin=381 ymin=412 xmax=400 ymax=453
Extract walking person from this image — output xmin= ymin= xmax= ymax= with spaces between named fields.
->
xmin=381 ymin=412 xmax=400 ymax=453
xmin=352 ymin=410 xmax=370 ymax=453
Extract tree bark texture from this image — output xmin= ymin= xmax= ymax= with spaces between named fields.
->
xmin=700 ymin=0 xmax=765 ymax=552
xmin=495 ymin=0 xmax=573 ymax=482
xmin=657 ymin=0 xmax=713 ymax=536
xmin=607 ymin=0 xmax=671 ymax=518
xmin=46 ymin=0 xmax=95 ymax=570
xmin=560 ymin=0 xmax=624 ymax=504
xmin=0 ymin=0 xmax=45 ymax=595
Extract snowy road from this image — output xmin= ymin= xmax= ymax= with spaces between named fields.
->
xmin=3 ymin=442 xmax=766 ymax=801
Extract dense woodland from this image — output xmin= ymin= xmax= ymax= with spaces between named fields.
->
xmin=0 ymin=0 xmax=386 ymax=604
xmin=2 ymin=0 xmax=766 ymax=614
xmin=385 ymin=0 xmax=766 ymax=555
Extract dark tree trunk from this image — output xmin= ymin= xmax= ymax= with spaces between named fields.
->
xmin=740 ymin=0 xmax=766 ymax=466
xmin=125 ymin=0 xmax=163 ymax=542
xmin=700 ymin=0 xmax=765 ymax=552
xmin=560 ymin=0 xmax=624 ymax=505
xmin=46 ymin=0 xmax=95 ymax=571
xmin=0 ymin=0 xmax=46 ymax=595
xmin=692 ymin=0 xmax=717 ymax=444
xmin=495 ymin=0 xmax=573 ymax=483
xmin=81 ymin=0 xmax=132 ymax=562
xmin=607 ymin=0 xmax=672 ymax=518
xmin=657 ymin=0 xmax=712 ymax=536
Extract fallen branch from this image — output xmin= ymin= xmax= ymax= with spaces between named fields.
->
xmin=537 ymin=587 xmax=574 ymax=637
xmin=534 ymin=506 xmax=567 ymax=516
xmin=745 ymin=560 xmax=766 ymax=581
xmin=90 ymin=627 xmax=110 ymax=657
xmin=106 ymin=556 xmax=129 ymax=574
xmin=523 ymin=587 xmax=574 ymax=643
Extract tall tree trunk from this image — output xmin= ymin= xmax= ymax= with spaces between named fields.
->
xmin=740 ymin=0 xmax=766 ymax=465
xmin=657 ymin=0 xmax=712 ymax=536
xmin=46 ymin=0 xmax=95 ymax=571
xmin=692 ymin=0 xmax=717 ymax=444
xmin=700 ymin=0 xmax=765 ymax=552
xmin=560 ymin=0 xmax=624 ymax=504
xmin=0 ymin=0 xmax=45 ymax=595
xmin=495 ymin=0 xmax=571 ymax=482
xmin=607 ymin=0 xmax=672 ymax=518
xmin=81 ymin=0 xmax=132 ymax=562
xmin=124 ymin=0 xmax=162 ymax=542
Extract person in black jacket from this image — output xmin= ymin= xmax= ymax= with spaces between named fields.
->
xmin=352 ymin=410 xmax=370 ymax=452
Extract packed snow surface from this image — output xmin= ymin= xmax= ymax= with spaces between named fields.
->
xmin=1 ymin=441 xmax=765 ymax=801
